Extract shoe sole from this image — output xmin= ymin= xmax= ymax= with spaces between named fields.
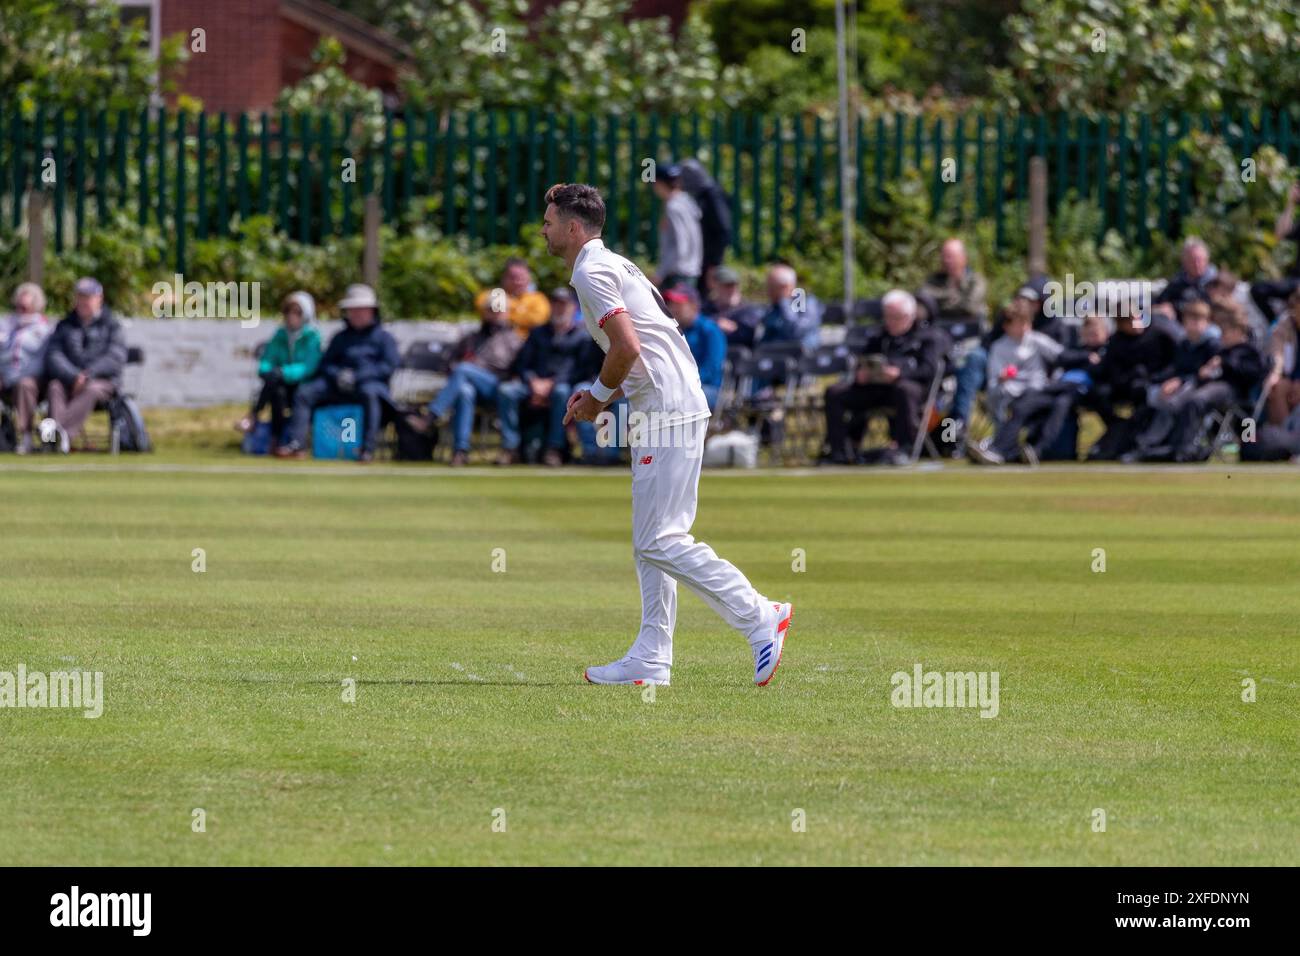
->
xmin=582 ymin=669 xmax=670 ymax=687
xmin=756 ymin=603 xmax=794 ymax=687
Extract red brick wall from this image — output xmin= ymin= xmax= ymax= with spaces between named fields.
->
xmin=162 ymin=0 xmax=283 ymax=113
xmin=281 ymin=19 xmax=398 ymax=97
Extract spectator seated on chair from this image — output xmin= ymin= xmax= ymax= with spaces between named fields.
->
xmin=279 ymin=284 xmax=399 ymax=463
xmin=1164 ymin=305 xmax=1266 ymax=463
xmin=919 ymin=237 xmax=989 ymax=449
xmin=757 ymin=263 xmax=822 ymax=351
xmin=474 ymin=257 xmax=552 ymax=340
xmin=238 ymin=291 xmax=321 ymax=453
xmin=494 ymin=287 xmax=589 ymax=467
xmin=1155 ymin=236 xmax=1218 ymax=309
xmin=820 ymin=289 xmax=942 ymax=467
xmin=1085 ymin=306 xmax=1180 ymax=461
xmin=40 ymin=277 xmax=126 ymax=454
xmin=410 ymin=305 xmax=523 ymax=467
xmin=2 ymin=282 xmax=52 ymax=455
xmin=1264 ymin=286 xmax=1300 ymax=425
xmin=665 ymin=284 xmax=725 ymax=413
xmin=1127 ymin=300 xmax=1219 ymax=461
xmin=968 ymin=298 xmax=1069 ymax=466
xmin=703 ymin=266 xmax=762 ymax=348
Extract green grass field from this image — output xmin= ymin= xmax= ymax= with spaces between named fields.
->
xmin=2 ymin=455 xmax=1298 ymax=865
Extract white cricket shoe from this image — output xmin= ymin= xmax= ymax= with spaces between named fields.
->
xmin=752 ymin=602 xmax=794 ymax=686
xmin=39 ymin=417 xmax=69 ymax=454
xmin=583 ymin=656 xmax=671 ymax=686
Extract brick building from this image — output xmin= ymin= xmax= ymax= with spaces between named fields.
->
xmin=116 ymin=0 xmax=406 ymax=114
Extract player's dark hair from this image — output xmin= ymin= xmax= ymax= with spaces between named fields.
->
xmin=544 ymin=183 xmax=605 ymax=234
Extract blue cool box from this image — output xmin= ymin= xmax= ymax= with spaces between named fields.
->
xmin=312 ymin=405 xmax=364 ymax=460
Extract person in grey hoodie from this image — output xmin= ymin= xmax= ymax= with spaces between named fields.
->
xmin=2 ymin=282 xmax=53 ymax=454
xmin=652 ymin=164 xmax=703 ymax=290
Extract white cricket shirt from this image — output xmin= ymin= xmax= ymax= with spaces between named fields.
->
xmin=570 ymin=237 xmax=710 ymax=424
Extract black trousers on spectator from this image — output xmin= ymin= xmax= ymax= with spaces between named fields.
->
xmin=1249 ymin=277 xmax=1299 ymax=321
xmin=1171 ymin=381 xmax=1235 ymax=459
xmin=824 ymin=379 xmax=925 ymax=459
xmin=990 ymin=383 xmax=1079 ymax=460
xmin=252 ymin=378 xmax=297 ymax=440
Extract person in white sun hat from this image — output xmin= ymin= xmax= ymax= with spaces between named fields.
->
xmin=543 ymin=182 xmax=794 ymax=687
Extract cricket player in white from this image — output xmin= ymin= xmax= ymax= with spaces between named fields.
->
xmin=542 ymin=183 xmax=794 ymax=686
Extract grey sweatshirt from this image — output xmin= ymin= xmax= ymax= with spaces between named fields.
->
xmin=658 ymin=190 xmax=703 ymax=280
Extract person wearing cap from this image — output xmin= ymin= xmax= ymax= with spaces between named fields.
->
xmin=651 ymin=164 xmax=703 ymax=291
xmin=665 ymin=284 xmax=725 ymax=412
xmin=2 ymin=283 xmax=53 ymax=454
xmin=40 ymin=278 xmax=126 ymax=453
xmin=239 ymin=292 xmax=322 ymax=451
xmin=703 ymin=266 xmax=762 ymax=348
xmin=473 ymin=258 xmax=551 ymax=340
xmin=494 ymin=287 xmax=589 ymax=466
xmin=279 ymin=284 xmax=399 ymax=462
xmin=409 ymin=297 xmax=524 ymax=466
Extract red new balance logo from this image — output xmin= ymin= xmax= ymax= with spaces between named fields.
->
xmin=640 ymin=455 xmax=654 ymax=465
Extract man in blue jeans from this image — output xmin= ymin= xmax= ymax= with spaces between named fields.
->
xmin=495 ymin=287 xmax=589 ymax=466
xmin=417 ymin=309 xmax=522 ymax=466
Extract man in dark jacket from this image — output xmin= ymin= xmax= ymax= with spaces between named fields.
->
xmin=494 ymin=287 xmax=589 ymax=466
xmin=41 ymin=277 xmax=126 ymax=452
xmin=279 ymin=284 xmax=399 ymax=462
xmin=821 ymin=289 xmax=943 ymax=466
xmin=1168 ymin=306 xmax=1265 ymax=462
xmin=1087 ymin=307 xmax=1180 ymax=459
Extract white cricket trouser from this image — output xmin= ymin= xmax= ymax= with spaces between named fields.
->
xmin=625 ymin=419 xmax=771 ymax=666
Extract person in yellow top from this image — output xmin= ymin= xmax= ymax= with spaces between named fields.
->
xmin=474 ymin=258 xmax=551 ymax=338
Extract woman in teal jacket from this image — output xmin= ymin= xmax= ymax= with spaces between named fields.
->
xmin=238 ymin=292 xmax=322 ymax=450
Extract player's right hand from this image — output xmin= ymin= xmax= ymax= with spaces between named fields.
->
xmin=563 ymin=389 xmax=588 ymax=425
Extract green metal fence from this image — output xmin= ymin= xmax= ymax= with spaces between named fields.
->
xmin=2 ymin=105 xmax=1297 ymax=275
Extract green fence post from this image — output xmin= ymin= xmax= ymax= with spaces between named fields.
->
xmin=10 ymin=110 xmax=24 ymax=231
xmin=730 ymin=112 xmax=742 ymax=258
xmin=216 ymin=113 xmax=228 ymax=236
xmin=1116 ymin=114 xmax=1128 ymax=239
xmin=507 ymin=111 xmax=519 ymax=243
xmin=236 ymin=113 xmax=250 ymax=225
xmin=855 ymin=113 xmax=865 ymax=223
xmin=259 ymin=113 xmax=271 ymax=214
xmin=137 ymin=108 xmax=149 ymax=228
xmin=772 ymin=115 xmax=783 ymax=254
xmin=893 ymin=111 xmax=903 ymax=179
xmin=53 ymin=110 xmax=65 ymax=252
xmin=444 ymin=112 xmax=457 ymax=237
xmin=525 ymin=108 xmax=538 ymax=224
xmin=952 ymin=113 xmax=965 ymax=221
xmin=1157 ymin=112 xmax=1170 ymax=237
xmin=74 ymin=108 xmax=86 ymax=248
xmin=299 ymin=113 xmax=312 ymax=244
xmin=320 ymin=115 xmax=333 ymax=238
xmin=175 ymin=110 xmax=186 ymax=275
xmin=277 ymin=111 xmax=290 ymax=235
xmin=872 ymin=114 xmax=883 ymax=205
xmin=975 ymin=114 xmax=986 ymax=218
xmin=605 ymin=112 xmax=618 ymax=247
xmin=156 ymin=107 xmax=166 ymax=228
xmin=913 ymin=113 xmax=923 ymax=171
xmin=94 ymin=110 xmax=108 ymax=225
xmin=197 ymin=113 xmax=208 ymax=241
xmin=1013 ymin=112 xmax=1026 ymax=204
xmin=1097 ymin=116 xmax=1110 ymax=239
xmin=710 ymin=113 xmax=721 ymax=184
xmin=1054 ymin=112 xmax=1067 ymax=208
xmin=751 ymin=112 xmax=762 ymax=264
xmin=544 ymin=111 xmax=558 ymax=200
xmin=930 ymin=115 xmax=944 ymax=218
xmin=1076 ymin=114 xmax=1088 ymax=199
xmin=114 ymin=110 xmax=128 ymax=215
xmin=403 ymin=111 xmax=414 ymax=212
xmin=1136 ymin=113 xmax=1150 ymax=246
xmin=627 ymin=114 xmax=639 ymax=256
xmin=566 ymin=112 xmax=578 ymax=184
xmin=486 ymin=111 xmax=498 ymax=245
xmin=585 ymin=112 xmax=598 ymax=188
xmin=812 ymin=115 xmax=824 ymax=221
xmin=994 ymin=112 xmax=1005 ymax=248
xmin=382 ymin=110 xmax=394 ymax=225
